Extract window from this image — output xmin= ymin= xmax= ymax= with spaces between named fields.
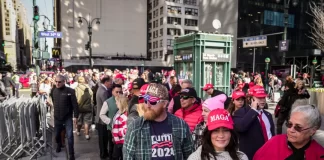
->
xmin=167 ymin=39 xmax=174 ymax=49
xmin=159 ymin=51 xmax=163 ymax=58
xmin=184 ymin=0 xmax=197 ymax=6
xmin=167 ymin=28 xmax=181 ymax=36
xmin=185 ymin=19 xmax=198 ymax=26
xmin=148 ymin=23 xmax=152 ymax=30
xmin=148 ymin=13 xmax=152 ymax=21
xmin=160 ymin=40 xmax=163 ymax=47
xmin=156 ymin=30 xmax=159 ymax=38
xmin=166 ymin=0 xmax=181 ymax=3
xmin=160 ymin=17 xmax=163 ymax=25
xmin=160 ymin=29 xmax=163 ymax=36
xmin=185 ymin=8 xmax=198 ymax=16
xmin=155 ymin=20 xmax=159 ymax=28
xmin=167 ymin=17 xmax=181 ymax=25
xmin=153 ymin=10 xmax=159 ymax=18
xmin=167 ymin=5 xmax=181 ymax=14
xmin=148 ymin=3 xmax=152 ymax=10
xmin=160 ymin=7 xmax=163 ymax=15
xmin=6 ymin=32 xmax=10 ymax=35
xmin=185 ymin=30 xmax=197 ymax=34
xmin=153 ymin=0 xmax=159 ymax=8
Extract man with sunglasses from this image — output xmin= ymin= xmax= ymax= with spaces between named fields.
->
xmin=52 ymin=75 xmax=79 ymax=160
xmin=233 ymin=85 xmax=275 ymax=160
xmin=99 ymin=84 xmax=123 ymax=160
xmin=128 ymin=78 xmax=146 ymax=123
xmin=123 ymin=83 xmax=194 ymax=160
xmin=174 ymin=88 xmax=203 ymax=132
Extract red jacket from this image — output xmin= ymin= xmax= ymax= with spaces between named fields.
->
xmin=253 ymin=134 xmax=324 ymax=160
xmin=174 ymin=103 xmax=203 ymax=132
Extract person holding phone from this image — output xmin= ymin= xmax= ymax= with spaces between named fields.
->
xmin=232 ymin=85 xmax=275 ymax=160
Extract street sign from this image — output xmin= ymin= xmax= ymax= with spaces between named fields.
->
xmin=174 ymin=54 xmax=193 ymax=62
xmin=52 ymin=48 xmax=61 ymax=58
xmin=202 ymin=53 xmax=230 ymax=62
xmin=279 ymin=40 xmax=289 ymax=52
xmin=38 ymin=31 xmax=63 ymax=38
xmin=243 ymin=35 xmax=267 ymax=48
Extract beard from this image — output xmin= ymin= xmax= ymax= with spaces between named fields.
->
xmin=143 ymin=106 xmax=165 ymax=121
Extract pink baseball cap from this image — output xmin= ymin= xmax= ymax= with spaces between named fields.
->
xmin=207 ymin=109 xmax=234 ymax=131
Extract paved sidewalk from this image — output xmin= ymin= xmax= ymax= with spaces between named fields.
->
xmin=20 ymin=128 xmax=101 ymax=160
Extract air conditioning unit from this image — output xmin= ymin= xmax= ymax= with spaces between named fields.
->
xmin=174 ymin=22 xmax=178 ymax=25
xmin=159 ymin=34 xmax=162 ymax=37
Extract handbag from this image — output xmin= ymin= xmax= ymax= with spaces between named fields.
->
xmin=275 ymin=104 xmax=281 ymax=118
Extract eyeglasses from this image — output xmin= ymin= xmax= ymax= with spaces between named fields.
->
xmin=55 ymin=81 xmax=62 ymax=83
xmin=144 ymin=99 xmax=164 ymax=106
xmin=285 ymin=122 xmax=312 ymax=132
xmin=180 ymin=95 xmax=194 ymax=100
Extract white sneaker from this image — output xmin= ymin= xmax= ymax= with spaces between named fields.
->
xmin=85 ymin=135 xmax=90 ymax=140
xmin=76 ymin=132 xmax=80 ymax=136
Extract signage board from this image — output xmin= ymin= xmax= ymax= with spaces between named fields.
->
xmin=279 ymin=40 xmax=289 ymax=52
xmin=52 ymin=48 xmax=61 ymax=58
xmin=38 ymin=31 xmax=63 ymax=38
xmin=174 ymin=54 xmax=193 ymax=62
xmin=202 ymin=53 xmax=230 ymax=62
xmin=314 ymin=49 xmax=321 ymax=56
xmin=243 ymin=35 xmax=267 ymax=48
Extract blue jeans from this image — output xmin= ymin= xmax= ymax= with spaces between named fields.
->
xmin=55 ymin=118 xmax=74 ymax=155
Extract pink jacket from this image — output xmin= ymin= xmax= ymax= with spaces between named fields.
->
xmin=253 ymin=134 xmax=324 ymax=160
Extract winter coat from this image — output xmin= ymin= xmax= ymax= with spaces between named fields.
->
xmin=174 ymin=103 xmax=203 ymax=132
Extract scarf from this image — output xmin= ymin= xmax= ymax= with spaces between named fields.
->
xmin=285 ymin=139 xmax=311 ymax=160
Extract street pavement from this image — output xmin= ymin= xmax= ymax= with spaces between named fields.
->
xmin=13 ymin=89 xmax=324 ymax=159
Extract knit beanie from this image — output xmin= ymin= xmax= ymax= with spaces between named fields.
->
xmin=203 ymin=94 xmax=227 ymax=111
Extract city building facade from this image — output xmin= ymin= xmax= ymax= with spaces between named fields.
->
xmin=0 ymin=0 xmax=32 ymax=71
xmin=148 ymin=0 xmax=199 ymax=63
xmin=55 ymin=0 xmax=151 ymax=69
xmin=198 ymin=0 xmax=238 ymax=68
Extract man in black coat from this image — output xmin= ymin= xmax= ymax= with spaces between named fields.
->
xmin=52 ymin=75 xmax=79 ymax=160
xmin=95 ymin=76 xmax=112 ymax=159
xmin=233 ymin=86 xmax=275 ymax=160
xmin=203 ymin=83 xmax=230 ymax=108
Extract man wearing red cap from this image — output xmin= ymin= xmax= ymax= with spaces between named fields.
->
xmin=203 ymin=83 xmax=230 ymax=108
xmin=114 ymin=74 xmax=126 ymax=85
xmin=232 ymin=85 xmax=275 ymax=160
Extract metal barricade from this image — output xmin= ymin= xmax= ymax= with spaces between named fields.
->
xmin=0 ymin=95 xmax=55 ymax=160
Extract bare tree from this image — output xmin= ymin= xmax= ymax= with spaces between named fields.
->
xmin=309 ymin=2 xmax=324 ymax=51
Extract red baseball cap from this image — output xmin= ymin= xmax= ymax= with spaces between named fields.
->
xmin=249 ymin=86 xmax=267 ymax=98
xmin=115 ymin=74 xmax=126 ymax=80
xmin=207 ymin=109 xmax=234 ymax=131
xmin=203 ymin=84 xmax=214 ymax=91
xmin=232 ymin=91 xmax=246 ymax=100
xmin=128 ymin=83 xmax=133 ymax=91
xmin=140 ymin=84 xmax=149 ymax=96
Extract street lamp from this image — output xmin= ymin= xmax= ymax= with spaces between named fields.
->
xmin=276 ymin=0 xmax=298 ymax=65
xmin=78 ymin=16 xmax=101 ymax=69
xmin=265 ymin=57 xmax=271 ymax=92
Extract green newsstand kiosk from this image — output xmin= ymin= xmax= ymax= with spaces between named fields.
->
xmin=173 ymin=32 xmax=233 ymax=98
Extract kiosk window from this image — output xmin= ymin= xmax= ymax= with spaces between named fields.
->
xmin=204 ymin=64 xmax=213 ymax=84
xmin=215 ymin=64 xmax=224 ymax=86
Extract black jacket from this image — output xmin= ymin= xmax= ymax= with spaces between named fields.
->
xmin=52 ymin=86 xmax=79 ymax=121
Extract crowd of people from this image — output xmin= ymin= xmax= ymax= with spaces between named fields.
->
xmin=0 ymin=68 xmax=323 ymax=160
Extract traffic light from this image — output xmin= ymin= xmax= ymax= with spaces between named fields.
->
xmin=85 ymin=42 xmax=90 ymax=50
xmin=33 ymin=6 xmax=39 ymax=21
xmin=1 ymin=40 xmax=4 ymax=47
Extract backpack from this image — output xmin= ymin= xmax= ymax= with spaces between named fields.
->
xmin=78 ymin=87 xmax=93 ymax=113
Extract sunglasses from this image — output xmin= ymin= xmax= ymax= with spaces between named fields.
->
xmin=285 ymin=122 xmax=312 ymax=132
xmin=55 ymin=81 xmax=62 ymax=83
xmin=144 ymin=99 xmax=165 ymax=106
xmin=180 ymin=95 xmax=194 ymax=100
